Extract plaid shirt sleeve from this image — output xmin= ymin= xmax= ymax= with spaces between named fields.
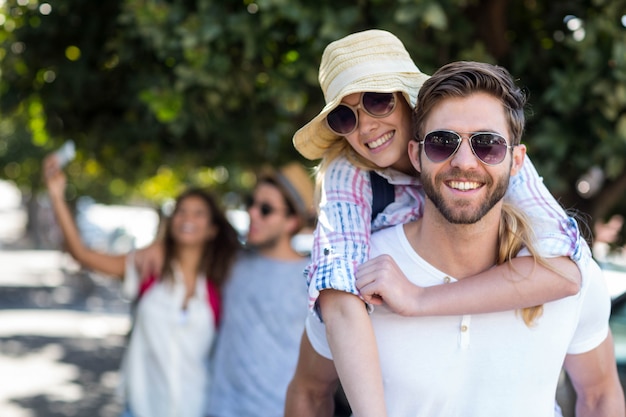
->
xmin=305 ymin=159 xmax=373 ymax=313
xmin=305 ymin=158 xmax=424 ymax=315
xmin=505 ymin=156 xmax=587 ymax=263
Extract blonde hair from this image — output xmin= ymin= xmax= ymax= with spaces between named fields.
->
xmin=414 ymin=61 xmax=527 ymax=146
xmin=498 ymin=202 xmax=554 ymax=326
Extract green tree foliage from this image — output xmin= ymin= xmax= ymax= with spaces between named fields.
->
xmin=0 ymin=0 xmax=625 ymax=229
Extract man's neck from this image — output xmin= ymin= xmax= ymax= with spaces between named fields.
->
xmin=406 ymin=206 xmax=501 ymax=279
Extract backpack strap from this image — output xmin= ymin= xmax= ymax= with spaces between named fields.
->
xmin=369 ymin=171 xmax=395 ymax=222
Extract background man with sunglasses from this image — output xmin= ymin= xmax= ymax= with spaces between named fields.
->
xmin=205 ymin=162 xmax=316 ymax=417
xmin=301 ymin=61 xmax=624 ymax=416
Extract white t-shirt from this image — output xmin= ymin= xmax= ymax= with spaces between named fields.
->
xmin=306 ymin=224 xmax=610 ymax=417
xmin=120 ymin=255 xmax=216 ymax=417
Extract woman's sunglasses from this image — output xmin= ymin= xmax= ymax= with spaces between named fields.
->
xmin=418 ymin=130 xmax=514 ymax=166
xmin=326 ymin=92 xmax=397 ymax=136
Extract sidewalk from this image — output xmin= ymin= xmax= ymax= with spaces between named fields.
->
xmin=0 ymin=181 xmax=145 ymax=416
xmin=0 ymin=249 xmax=131 ymax=417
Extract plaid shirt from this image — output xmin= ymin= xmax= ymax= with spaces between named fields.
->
xmin=306 ymin=156 xmax=587 ymax=313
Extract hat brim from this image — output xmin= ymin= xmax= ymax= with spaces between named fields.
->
xmin=293 ymin=72 xmax=430 ymax=160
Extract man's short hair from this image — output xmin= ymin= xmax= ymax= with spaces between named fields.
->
xmin=413 ymin=61 xmax=527 ymax=146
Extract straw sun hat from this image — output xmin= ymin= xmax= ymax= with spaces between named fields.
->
xmin=293 ymin=29 xmax=430 ymax=160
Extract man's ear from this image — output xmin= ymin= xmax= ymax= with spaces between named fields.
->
xmin=286 ymin=214 xmax=302 ymax=237
xmin=408 ymin=140 xmax=422 ymax=173
xmin=510 ymin=144 xmax=526 ymax=177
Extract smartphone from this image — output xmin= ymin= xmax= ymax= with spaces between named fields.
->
xmin=54 ymin=140 xmax=76 ymax=168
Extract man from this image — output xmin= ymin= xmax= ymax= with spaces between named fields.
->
xmin=205 ymin=162 xmax=315 ymax=417
xmin=287 ymin=61 xmax=624 ymax=416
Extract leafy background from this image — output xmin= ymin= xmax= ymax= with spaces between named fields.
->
xmin=1 ymin=0 xmax=625 ymax=243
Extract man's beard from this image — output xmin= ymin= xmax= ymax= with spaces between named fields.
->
xmin=420 ymin=166 xmax=510 ymax=224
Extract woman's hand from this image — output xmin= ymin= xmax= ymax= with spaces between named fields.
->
xmin=356 ymin=254 xmax=423 ymax=316
xmin=42 ymin=153 xmax=66 ymax=199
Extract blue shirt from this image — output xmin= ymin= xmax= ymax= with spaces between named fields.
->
xmin=207 ymin=250 xmax=310 ymax=417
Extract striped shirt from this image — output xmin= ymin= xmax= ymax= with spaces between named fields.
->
xmin=306 ymin=156 xmax=588 ymax=313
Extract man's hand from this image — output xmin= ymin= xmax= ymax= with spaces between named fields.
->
xmin=356 ymin=254 xmax=422 ymax=316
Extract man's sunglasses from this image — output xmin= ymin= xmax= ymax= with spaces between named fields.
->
xmin=326 ymin=92 xmax=397 ymax=136
xmin=245 ymin=197 xmax=287 ymax=218
xmin=418 ymin=130 xmax=514 ymax=166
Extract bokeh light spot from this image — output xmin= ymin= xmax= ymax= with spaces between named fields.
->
xmin=65 ymin=45 xmax=81 ymax=61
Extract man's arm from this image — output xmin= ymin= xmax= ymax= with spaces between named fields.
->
xmin=563 ymin=331 xmax=625 ymax=417
xmin=134 ymin=240 xmax=165 ymax=278
xmin=285 ymin=331 xmax=339 ymax=417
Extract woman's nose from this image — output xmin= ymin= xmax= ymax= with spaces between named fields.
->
xmin=357 ymin=109 xmax=379 ymax=134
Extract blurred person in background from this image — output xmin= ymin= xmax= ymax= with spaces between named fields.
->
xmin=42 ymin=154 xmax=240 ymax=417
xmin=593 ymin=214 xmax=624 ymax=262
xmin=207 ymin=163 xmax=315 ymax=417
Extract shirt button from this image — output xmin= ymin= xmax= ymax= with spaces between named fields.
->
xmin=461 ymin=325 xmax=468 ymax=332
xmin=443 ymin=276 xmax=451 ymax=283
xmin=323 ymin=248 xmax=331 ymax=256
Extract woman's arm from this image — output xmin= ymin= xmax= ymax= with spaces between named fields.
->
xmin=318 ymin=290 xmax=387 ymax=417
xmin=357 ymin=155 xmax=584 ymax=316
xmin=305 ymin=160 xmax=373 ymax=311
xmin=357 ymin=254 xmax=580 ymax=316
xmin=301 ymin=159 xmax=392 ymax=416
xmin=43 ymin=155 xmax=126 ymax=278
xmin=506 ymin=156 xmax=586 ymax=262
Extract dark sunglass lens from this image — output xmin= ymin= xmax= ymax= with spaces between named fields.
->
xmin=259 ymin=203 xmax=274 ymax=217
xmin=327 ymin=105 xmax=357 ymax=135
xmin=471 ymin=134 xmax=508 ymax=164
xmin=245 ymin=195 xmax=254 ymax=209
xmin=424 ymin=131 xmax=461 ymax=162
xmin=362 ymin=92 xmax=395 ymax=116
